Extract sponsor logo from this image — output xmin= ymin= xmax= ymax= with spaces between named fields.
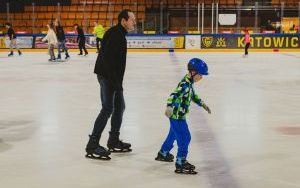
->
xmin=216 ymin=37 xmax=226 ymax=47
xmin=202 ymin=37 xmax=213 ymax=48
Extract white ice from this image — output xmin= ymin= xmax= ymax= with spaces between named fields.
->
xmin=0 ymin=51 xmax=300 ymax=188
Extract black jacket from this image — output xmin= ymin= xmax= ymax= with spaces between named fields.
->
xmin=94 ymin=24 xmax=128 ymax=91
xmin=7 ymin=27 xmax=16 ymax=40
xmin=56 ymin=26 xmax=66 ymax=41
xmin=76 ymin=26 xmax=85 ymax=42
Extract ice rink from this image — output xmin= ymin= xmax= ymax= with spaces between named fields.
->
xmin=0 ymin=51 xmax=299 ymax=188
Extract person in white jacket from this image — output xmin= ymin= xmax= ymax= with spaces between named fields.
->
xmin=42 ymin=21 xmax=58 ymax=61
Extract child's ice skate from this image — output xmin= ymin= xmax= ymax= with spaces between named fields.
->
xmin=65 ymin=53 xmax=70 ymax=60
xmin=48 ymin=58 xmax=56 ymax=62
xmin=8 ymin=51 xmax=13 ymax=57
xmin=175 ymin=159 xmax=197 ymax=175
xmin=85 ymin=135 xmax=111 ymax=160
xmin=155 ymin=150 xmax=174 ymax=162
xmin=57 ymin=54 xmax=61 ymax=61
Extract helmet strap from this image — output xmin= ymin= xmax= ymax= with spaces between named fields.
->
xmin=189 ymin=70 xmax=197 ymax=83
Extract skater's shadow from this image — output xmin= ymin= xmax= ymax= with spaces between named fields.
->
xmin=192 ymin=118 xmax=240 ymax=188
xmin=0 ymin=139 xmax=12 ymax=153
xmin=0 ymin=119 xmax=36 ymax=142
xmin=169 ymin=51 xmax=180 ymax=63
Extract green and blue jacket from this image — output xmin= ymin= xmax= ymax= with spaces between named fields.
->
xmin=167 ymin=74 xmax=202 ymax=120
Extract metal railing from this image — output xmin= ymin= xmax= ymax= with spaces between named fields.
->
xmin=2 ymin=1 xmax=300 ymax=34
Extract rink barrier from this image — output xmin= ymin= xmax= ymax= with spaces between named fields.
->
xmin=0 ymin=33 xmax=299 ymax=50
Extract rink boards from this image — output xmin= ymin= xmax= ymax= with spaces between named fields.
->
xmin=0 ymin=33 xmax=299 ymax=50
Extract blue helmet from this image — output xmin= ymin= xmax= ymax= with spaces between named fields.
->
xmin=187 ymin=58 xmax=209 ymax=75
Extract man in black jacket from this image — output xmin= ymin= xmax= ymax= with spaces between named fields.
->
xmin=85 ymin=10 xmax=136 ymax=160
xmin=74 ymin=24 xmax=88 ymax=56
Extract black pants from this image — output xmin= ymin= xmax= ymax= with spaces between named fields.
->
xmin=245 ymin=43 xmax=250 ymax=55
xmin=78 ymin=38 xmax=88 ymax=54
xmin=96 ymin=37 xmax=102 ymax=52
xmin=91 ymin=75 xmax=125 ymax=143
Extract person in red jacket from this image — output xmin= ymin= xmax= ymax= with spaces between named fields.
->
xmin=244 ymin=29 xmax=251 ymax=57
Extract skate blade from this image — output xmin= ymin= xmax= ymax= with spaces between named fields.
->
xmin=108 ymin=148 xmax=132 ymax=153
xmin=155 ymin=157 xmax=173 ymax=162
xmin=175 ymin=169 xmax=198 ymax=175
xmin=85 ymin=154 xmax=111 ymax=160
xmin=57 ymin=60 xmax=67 ymax=62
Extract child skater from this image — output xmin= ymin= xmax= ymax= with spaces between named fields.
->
xmin=244 ymin=29 xmax=251 ymax=57
xmin=155 ymin=58 xmax=211 ymax=175
xmin=42 ymin=21 xmax=58 ymax=62
xmin=54 ymin=19 xmax=70 ymax=60
xmin=5 ymin=23 xmax=22 ymax=57
xmin=74 ymin=24 xmax=88 ymax=56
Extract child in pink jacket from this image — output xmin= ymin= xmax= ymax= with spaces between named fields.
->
xmin=244 ymin=29 xmax=251 ymax=57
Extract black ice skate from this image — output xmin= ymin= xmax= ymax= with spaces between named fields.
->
xmin=85 ymin=146 xmax=111 ymax=160
xmin=107 ymin=132 xmax=132 ymax=152
xmin=175 ymin=160 xmax=197 ymax=175
xmin=107 ymin=140 xmax=132 ymax=152
xmin=65 ymin=53 xmax=70 ymax=60
xmin=155 ymin=151 xmax=174 ymax=162
xmin=18 ymin=50 xmax=22 ymax=56
xmin=8 ymin=52 xmax=13 ymax=57
xmin=48 ymin=58 xmax=56 ymax=62
xmin=85 ymin=135 xmax=111 ymax=160
xmin=57 ymin=54 xmax=61 ymax=60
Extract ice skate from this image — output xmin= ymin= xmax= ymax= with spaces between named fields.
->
xmin=85 ymin=135 xmax=111 ymax=160
xmin=155 ymin=151 xmax=174 ymax=162
xmin=57 ymin=54 xmax=61 ymax=61
xmin=107 ymin=139 xmax=132 ymax=152
xmin=175 ymin=160 xmax=197 ymax=175
xmin=8 ymin=52 xmax=14 ymax=57
xmin=48 ymin=58 xmax=56 ymax=62
xmin=107 ymin=132 xmax=132 ymax=152
xmin=85 ymin=146 xmax=111 ymax=160
xmin=65 ymin=53 xmax=70 ymax=60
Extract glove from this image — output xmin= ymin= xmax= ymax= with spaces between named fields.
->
xmin=200 ymin=101 xmax=211 ymax=114
xmin=165 ymin=106 xmax=173 ymax=118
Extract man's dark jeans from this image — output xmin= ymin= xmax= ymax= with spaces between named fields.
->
xmin=91 ymin=75 xmax=125 ymax=144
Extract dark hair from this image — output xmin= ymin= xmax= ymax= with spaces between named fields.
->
xmin=48 ymin=20 xmax=55 ymax=29
xmin=5 ymin=22 xmax=11 ymax=27
xmin=118 ymin=9 xmax=132 ymax=24
xmin=56 ymin=19 xmax=61 ymax=27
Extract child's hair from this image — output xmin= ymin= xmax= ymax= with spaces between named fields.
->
xmin=56 ymin=19 xmax=61 ymax=27
xmin=5 ymin=22 xmax=11 ymax=27
xmin=48 ymin=21 xmax=55 ymax=29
